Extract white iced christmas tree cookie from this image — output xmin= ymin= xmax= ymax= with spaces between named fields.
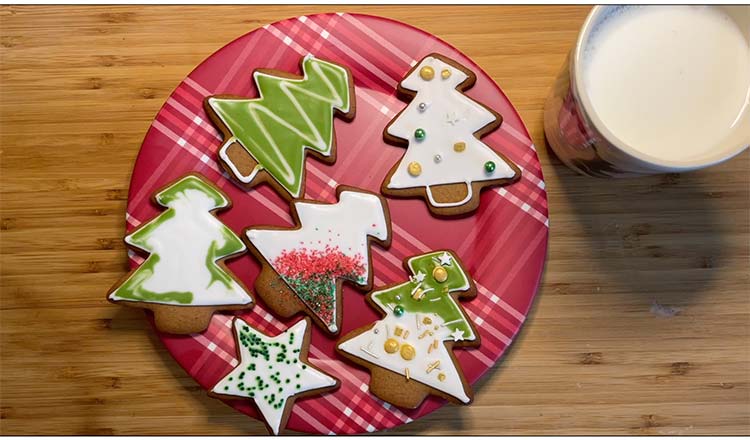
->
xmin=382 ymin=53 xmax=520 ymax=216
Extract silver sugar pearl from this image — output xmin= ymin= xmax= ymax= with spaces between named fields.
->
xmin=395 ymin=294 xmax=402 ymax=301
xmin=434 ymin=154 xmax=442 ymax=163
xmin=373 ymin=328 xmax=379 ymax=334
xmin=417 ymin=102 xmax=427 ymax=112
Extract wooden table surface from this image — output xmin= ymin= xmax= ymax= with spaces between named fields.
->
xmin=1 ymin=5 xmax=748 ymax=435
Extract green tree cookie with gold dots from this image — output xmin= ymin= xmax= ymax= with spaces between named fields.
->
xmin=337 ymin=250 xmax=481 ymax=409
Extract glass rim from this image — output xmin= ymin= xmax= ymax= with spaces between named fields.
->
xmin=572 ymin=5 xmax=750 ymax=171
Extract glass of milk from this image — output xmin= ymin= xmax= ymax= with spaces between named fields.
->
xmin=544 ymin=5 xmax=750 ymax=177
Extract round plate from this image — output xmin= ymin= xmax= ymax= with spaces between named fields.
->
xmin=125 ymin=13 xmax=548 ymax=434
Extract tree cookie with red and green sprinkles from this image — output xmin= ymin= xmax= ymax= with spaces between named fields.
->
xmin=244 ymin=186 xmax=392 ymax=336
xmin=209 ymin=317 xmax=338 ymax=435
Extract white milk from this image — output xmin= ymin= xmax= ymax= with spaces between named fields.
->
xmin=582 ymin=6 xmax=750 ymax=162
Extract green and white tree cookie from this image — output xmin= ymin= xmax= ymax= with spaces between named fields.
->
xmin=108 ymin=173 xmax=253 ymax=334
xmin=205 ymin=54 xmax=355 ymax=200
xmin=337 ymin=250 xmax=480 ymax=408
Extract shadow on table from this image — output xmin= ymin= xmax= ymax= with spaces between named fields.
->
xmin=540 ymin=136 xmax=732 ymax=304
xmin=112 ymin=307 xmax=268 ymax=435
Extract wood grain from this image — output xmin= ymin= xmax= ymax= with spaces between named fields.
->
xmin=1 ymin=5 xmax=748 ymax=435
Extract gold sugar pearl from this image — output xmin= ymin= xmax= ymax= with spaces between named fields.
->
xmin=422 ymin=317 xmax=432 ymax=325
xmin=433 ymin=266 xmax=448 ymax=283
xmin=438 ymin=372 xmax=446 ymax=381
xmin=419 ymin=66 xmax=435 ymax=81
xmin=408 ymin=161 xmax=422 ymax=177
xmin=400 ymin=344 xmax=416 ymax=361
xmin=412 ymin=288 xmax=425 ymax=301
xmin=453 ymin=141 xmax=466 ymax=152
xmin=384 ymin=338 xmax=400 ymax=354
xmin=441 ymin=69 xmax=451 ymax=79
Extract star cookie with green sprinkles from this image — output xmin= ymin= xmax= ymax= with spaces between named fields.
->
xmin=209 ymin=317 xmax=339 ymax=435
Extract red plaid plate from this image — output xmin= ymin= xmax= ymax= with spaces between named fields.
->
xmin=125 ymin=13 xmax=548 ymax=434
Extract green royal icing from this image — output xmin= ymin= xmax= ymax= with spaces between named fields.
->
xmin=208 ymin=55 xmax=351 ymax=198
xmin=373 ymin=251 xmax=474 ymax=338
xmin=110 ymin=175 xmax=248 ymax=306
xmin=155 ymin=175 xmax=229 ymax=207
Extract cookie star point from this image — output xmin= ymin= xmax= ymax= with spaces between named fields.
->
xmin=438 ymin=252 xmax=453 ymax=266
xmin=450 ymin=328 xmax=465 ymax=341
xmin=414 ymin=271 xmax=427 ymax=283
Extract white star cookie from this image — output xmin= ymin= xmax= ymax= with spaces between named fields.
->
xmin=209 ymin=318 xmax=338 ymax=435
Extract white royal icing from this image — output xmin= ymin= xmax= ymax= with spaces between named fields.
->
xmin=246 ymin=190 xmax=389 ymax=332
xmin=110 ymin=176 xmax=251 ymax=306
xmin=211 ymin=318 xmax=337 ymax=435
xmin=386 ymin=56 xmax=517 ymax=207
xmin=338 ymin=294 xmax=472 ymax=403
